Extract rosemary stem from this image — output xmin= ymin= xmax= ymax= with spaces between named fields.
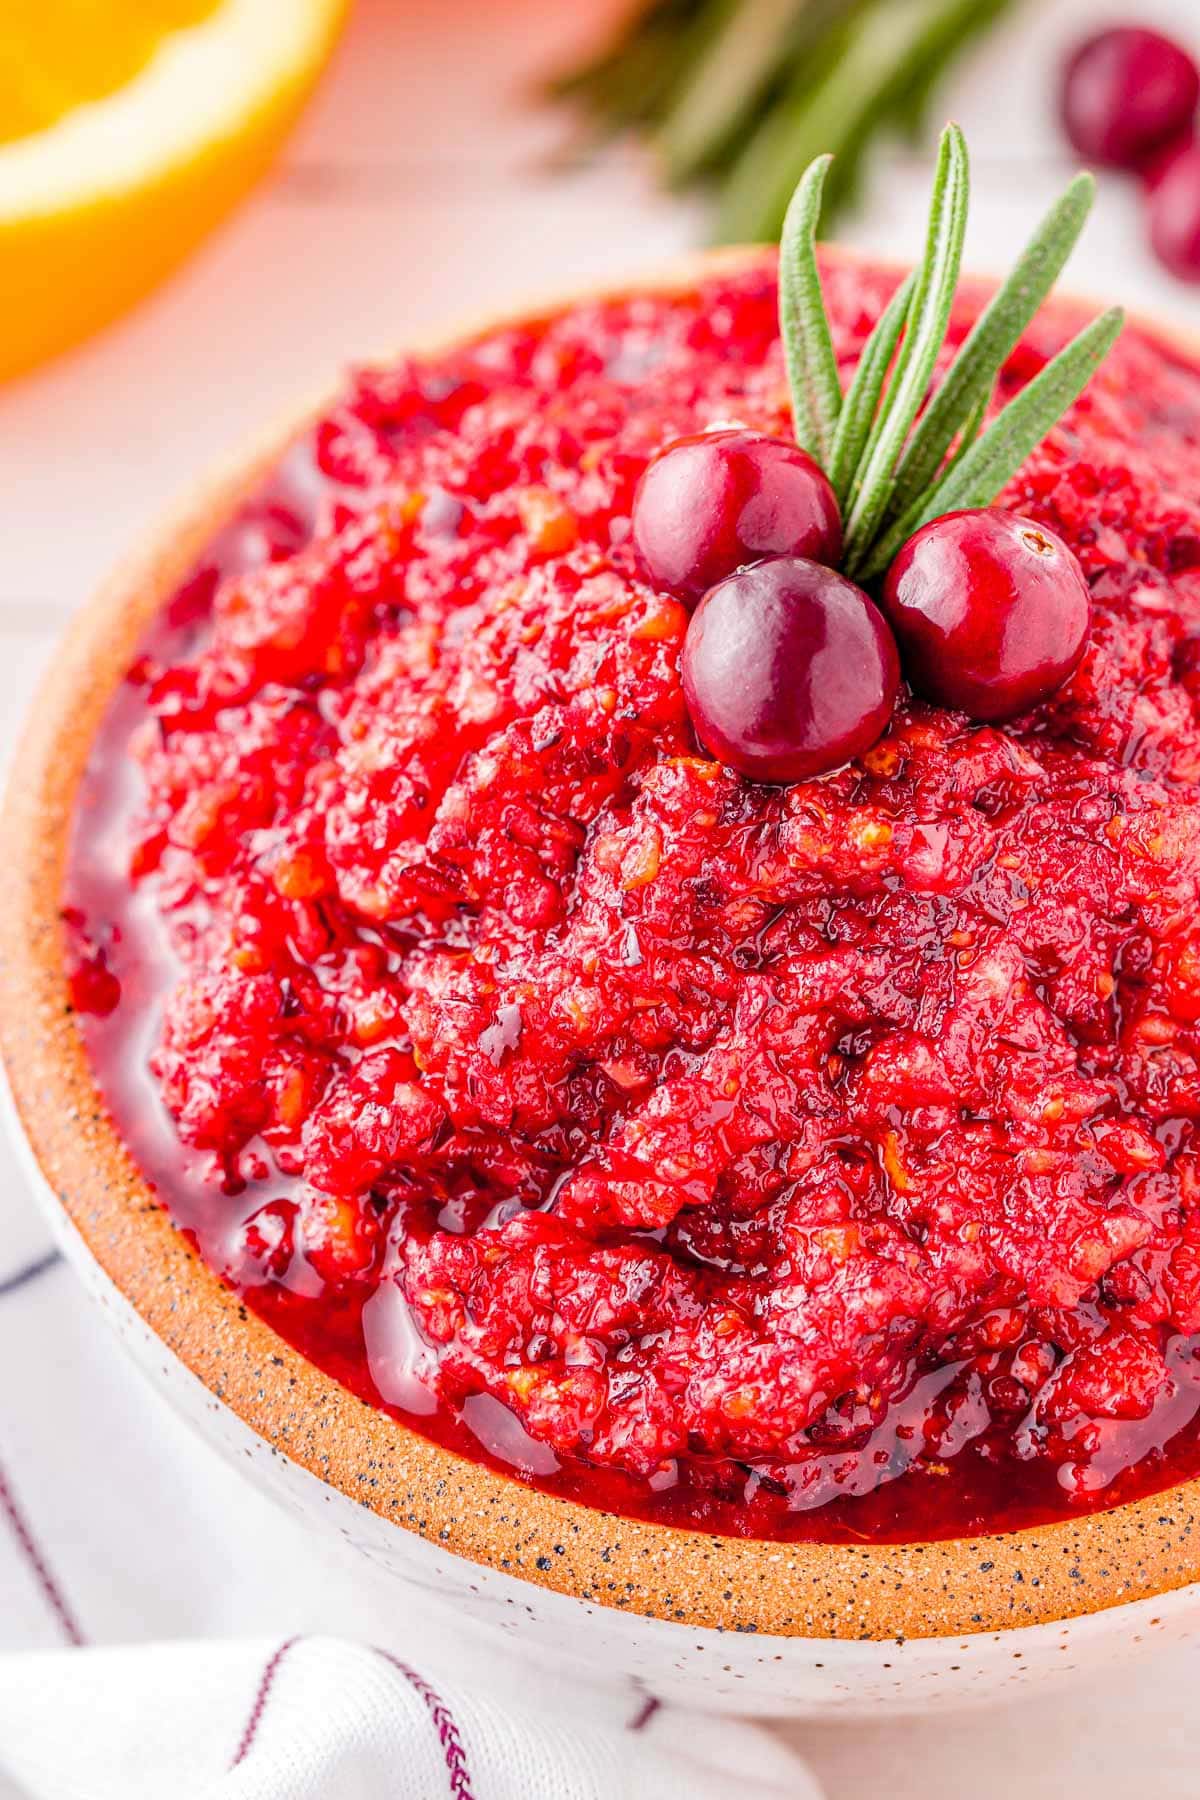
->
xmin=778 ymin=152 xmax=844 ymax=463
xmin=841 ymin=122 xmax=970 ymax=560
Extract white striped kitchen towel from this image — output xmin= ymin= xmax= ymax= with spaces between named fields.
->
xmin=0 ymin=1164 xmax=820 ymax=1799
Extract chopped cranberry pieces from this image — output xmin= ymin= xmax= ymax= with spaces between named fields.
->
xmin=65 ymin=258 xmax=1200 ymax=1542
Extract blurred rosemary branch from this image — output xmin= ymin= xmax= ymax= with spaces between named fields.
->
xmin=547 ymin=0 xmax=1023 ymax=242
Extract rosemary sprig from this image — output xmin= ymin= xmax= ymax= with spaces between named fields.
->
xmin=716 ymin=0 xmax=984 ymax=244
xmin=940 ymin=382 xmax=990 ymax=480
xmin=655 ymin=0 xmax=827 ymax=188
xmin=856 ymin=307 xmax=1125 ymax=581
xmin=779 ymin=153 xmax=843 ymax=464
xmin=881 ymin=171 xmax=1098 ymax=530
xmin=774 ymin=124 xmax=1124 ymax=581
xmin=839 ymin=121 xmax=970 ymax=561
xmin=548 ymin=0 xmax=1024 ymax=244
xmin=827 ymin=271 xmax=914 ymax=504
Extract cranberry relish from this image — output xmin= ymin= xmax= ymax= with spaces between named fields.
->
xmin=66 ymin=256 xmax=1200 ymax=1541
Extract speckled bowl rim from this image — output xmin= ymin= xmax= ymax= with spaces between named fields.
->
xmin=4 ymin=246 xmax=1200 ymax=1644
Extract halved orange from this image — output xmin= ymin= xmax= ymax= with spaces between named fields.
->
xmin=0 ymin=0 xmax=349 ymax=380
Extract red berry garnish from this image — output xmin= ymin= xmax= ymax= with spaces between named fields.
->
xmin=681 ymin=555 xmax=900 ymax=783
xmin=1060 ymin=27 xmax=1200 ymax=171
xmin=632 ymin=428 xmax=842 ymax=605
xmin=1148 ymin=141 xmax=1200 ymax=280
xmin=880 ymin=508 xmax=1091 ymax=723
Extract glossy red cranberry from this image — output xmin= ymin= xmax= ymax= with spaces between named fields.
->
xmin=880 ymin=509 xmax=1091 ymax=723
xmin=681 ymin=555 xmax=900 ymax=782
xmin=632 ymin=429 xmax=842 ymax=604
xmin=1148 ymin=142 xmax=1200 ymax=280
xmin=1061 ymin=27 xmax=1200 ymax=170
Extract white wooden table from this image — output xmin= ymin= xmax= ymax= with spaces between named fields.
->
xmin=1 ymin=1 xmax=1198 ymax=1790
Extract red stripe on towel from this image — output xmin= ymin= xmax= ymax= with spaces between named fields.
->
xmin=629 ymin=1692 xmax=661 ymax=1732
xmin=0 ymin=1250 xmax=62 ymax=1298
xmin=230 ymin=1635 xmax=301 ymax=1767
xmin=0 ymin=1454 xmax=85 ymax=1646
xmin=375 ymin=1648 xmax=477 ymax=1800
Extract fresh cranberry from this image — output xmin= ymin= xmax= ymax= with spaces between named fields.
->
xmin=681 ymin=555 xmax=899 ymax=782
xmin=880 ymin=509 xmax=1091 ymax=722
xmin=632 ymin=429 xmax=841 ymax=604
xmin=1140 ymin=129 xmax=1197 ymax=190
xmin=1060 ymin=27 xmax=1200 ymax=170
xmin=1148 ymin=141 xmax=1200 ymax=280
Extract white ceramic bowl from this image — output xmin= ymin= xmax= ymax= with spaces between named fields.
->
xmin=5 ymin=250 xmax=1200 ymax=1717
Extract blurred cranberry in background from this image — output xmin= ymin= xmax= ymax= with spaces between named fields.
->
xmin=1139 ymin=129 xmax=1198 ymax=192
xmin=1148 ymin=141 xmax=1200 ymax=279
xmin=1059 ymin=23 xmax=1200 ymax=283
xmin=1060 ymin=27 xmax=1199 ymax=170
